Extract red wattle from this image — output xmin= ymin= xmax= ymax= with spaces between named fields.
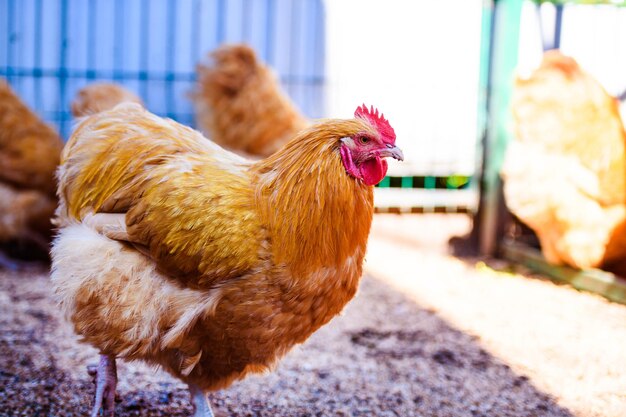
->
xmin=360 ymin=156 xmax=388 ymax=186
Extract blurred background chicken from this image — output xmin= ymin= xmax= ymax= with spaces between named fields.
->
xmin=0 ymin=81 xmax=144 ymax=269
xmin=192 ymin=44 xmax=308 ymax=158
xmin=51 ymin=103 xmax=402 ymax=417
xmin=501 ymin=51 xmax=626 ymax=274
xmin=0 ymin=79 xmax=63 ymax=266
xmin=71 ymin=83 xmax=143 ymax=118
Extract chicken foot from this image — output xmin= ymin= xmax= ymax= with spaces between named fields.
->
xmin=87 ymin=354 xmax=117 ymax=417
xmin=189 ymin=384 xmax=215 ymax=417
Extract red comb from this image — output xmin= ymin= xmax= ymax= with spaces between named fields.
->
xmin=354 ymin=104 xmax=396 ymax=144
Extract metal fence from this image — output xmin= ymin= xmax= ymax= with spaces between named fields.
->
xmin=0 ymin=0 xmax=325 ymax=138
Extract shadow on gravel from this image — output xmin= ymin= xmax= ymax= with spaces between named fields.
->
xmin=1 ymin=268 xmax=575 ymax=417
xmin=215 ymin=274 xmax=576 ymax=417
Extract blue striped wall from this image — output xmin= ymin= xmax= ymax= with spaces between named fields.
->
xmin=0 ymin=0 xmax=325 ymax=138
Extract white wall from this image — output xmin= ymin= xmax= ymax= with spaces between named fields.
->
xmin=518 ymin=2 xmax=626 ymax=99
xmin=325 ymin=0 xmax=483 ymax=177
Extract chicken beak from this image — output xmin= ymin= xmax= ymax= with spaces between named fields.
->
xmin=379 ymin=145 xmax=404 ymax=161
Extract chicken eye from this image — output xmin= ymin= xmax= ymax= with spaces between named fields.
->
xmin=358 ymin=136 xmax=370 ymax=145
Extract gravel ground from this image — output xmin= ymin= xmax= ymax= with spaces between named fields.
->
xmin=1 ymin=214 xmax=626 ymax=417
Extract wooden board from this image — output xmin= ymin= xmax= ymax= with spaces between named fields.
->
xmin=501 ymin=239 xmax=626 ymax=305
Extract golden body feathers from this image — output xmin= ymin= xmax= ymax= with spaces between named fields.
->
xmin=52 ymin=103 xmax=375 ymax=390
xmin=193 ymin=44 xmax=308 ymax=157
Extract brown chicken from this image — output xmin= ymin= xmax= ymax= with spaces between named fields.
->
xmin=193 ymin=44 xmax=308 ymax=158
xmin=51 ymin=103 xmax=402 ymax=416
xmin=501 ymin=51 xmax=626 ymax=272
xmin=0 ymin=79 xmax=63 ymax=264
xmin=71 ymin=83 xmax=143 ymax=117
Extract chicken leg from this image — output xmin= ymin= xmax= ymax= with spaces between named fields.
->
xmin=189 ymin=384 xmax=215 ymax=417
xmin=88 ymin=354 xmax=117 ymax=417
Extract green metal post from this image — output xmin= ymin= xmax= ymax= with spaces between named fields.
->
xmin=475 ymin=0 xmax=523 ymax=256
